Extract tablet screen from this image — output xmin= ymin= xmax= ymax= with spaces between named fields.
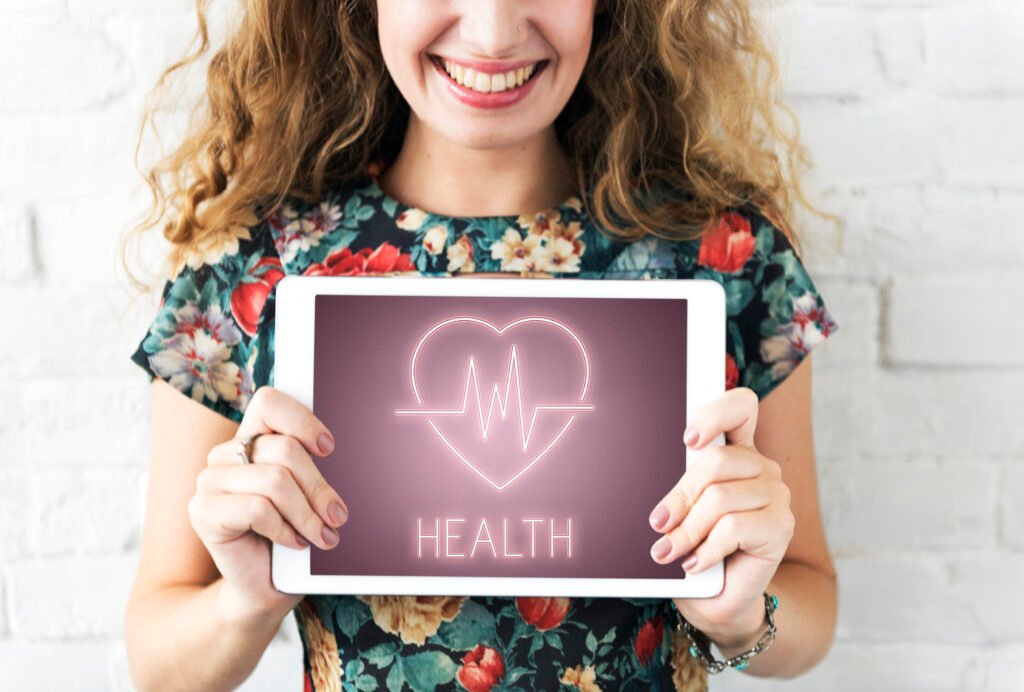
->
xmin=311 ymin=293 xmax=687 ymax=580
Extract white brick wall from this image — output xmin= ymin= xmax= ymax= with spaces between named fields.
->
xmin=0 ymin=0 xmax=1020 ymax=689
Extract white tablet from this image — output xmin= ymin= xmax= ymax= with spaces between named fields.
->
xmin=272 ymin=275 xmax=725 ymax=599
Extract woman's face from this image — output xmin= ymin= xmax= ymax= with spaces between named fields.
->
xmin=376 ymin=0 xmax=598 ymax=150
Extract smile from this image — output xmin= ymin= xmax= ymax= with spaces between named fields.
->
xmin=429 ymin=55 xmax=549 ymax=109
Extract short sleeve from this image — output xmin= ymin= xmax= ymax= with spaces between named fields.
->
xmin=129 ymin=223 xmax=284 ymax=423
xmin=694 ymin=203 xmax=839 ymax=400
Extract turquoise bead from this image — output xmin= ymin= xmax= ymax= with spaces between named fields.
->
xmin=689 ymin=645 xmax=698 ymax=657
xmin=735 ymin=659 xmax=750 ymax=670
xmin=770 ymin=594 xmax=779 ymax=609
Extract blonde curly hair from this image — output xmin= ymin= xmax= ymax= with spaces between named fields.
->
xmin=120 ymin=0 xmax=836 ymax=293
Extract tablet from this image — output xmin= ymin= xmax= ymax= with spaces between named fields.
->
xmin=272 ymin=275 xmax=725 ymax=599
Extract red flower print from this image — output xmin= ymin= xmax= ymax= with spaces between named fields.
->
xmin=697 ymin=211 xmax=756 ymax=274
xmin=304 ymin=242 xmax=415 ymax=276
xmin=515 ymin=597 xmax=570 ymax=631
xmin=231 ymin=256 xmax=285 ymax=336
xmin=303 ymin=670 xmax=312 ymax=692
xmin=633 ymin=614 xmax=663 ymax=665
xmin=725 ymin=352 xmax=739 ymax=390
xmin=457 ymin=644 xmax=505 ymax=692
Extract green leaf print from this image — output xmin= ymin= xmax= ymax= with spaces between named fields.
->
xmin=354 ymin=675 xmax=378 ymax=691
xmin=330 ymin=229 xmax=359 ymax=249
xmin=505 ymin=665 xmax=533 ymax=684
xmin=343 ymin=660 xmax=379 ymax=691
xmin=385 ymin=661 xmax=403 ymax=692
xmin=544 ymin=630 xmax=564 ymax=651
xmin=763 ymin=274 xmax=792 ymax=323
xmin=724 ymin=279 xmax=755 ymax=316
xmin=336 ymin=598 xmax=372 ymax=640
xmin=343 ymin=195 xmax=364 ymax=223
xmin=755 ymin=223 xmax=775 ymax=257
xmin=728 ymin=319 xmax=747 ymax=370
xmin=198 ymin=275 xmax=219 ymax=312
xmin=432 ymin=599 xmax=497 ymax=650
xmin=363 ymin=642 xmax=399 ymax=668
xmin=167 ymin=270 xmax=198 ymax=304
xmin=401 ymin=651 xmax=459 ymax=691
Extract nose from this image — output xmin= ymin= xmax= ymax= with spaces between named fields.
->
xmin=458 ymin=0 xmax=530 ymax=59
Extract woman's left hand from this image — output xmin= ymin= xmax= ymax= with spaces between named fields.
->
xmin=647 ymin=387 xmax=795 ymax=649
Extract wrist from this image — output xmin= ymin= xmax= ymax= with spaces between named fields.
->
xmin=704 ymin=597 xmax=769 ymax=658
xmin=216 ymin=579 xmax=294 ymax=631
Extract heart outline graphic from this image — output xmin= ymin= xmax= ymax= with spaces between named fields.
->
xmin=394 ymin=316 xmax=594 ymax=492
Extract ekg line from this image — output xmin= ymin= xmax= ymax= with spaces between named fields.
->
xmin=395 ymin=344 xmax=594 ymax=453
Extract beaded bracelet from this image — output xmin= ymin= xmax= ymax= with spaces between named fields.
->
xmin=674 ymin=592 xmax=779 ymax=674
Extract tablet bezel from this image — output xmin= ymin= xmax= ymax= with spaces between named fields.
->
xmin=272 ymin=275 xmax=725 ymax=598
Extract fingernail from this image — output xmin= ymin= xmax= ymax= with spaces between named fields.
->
xmin=682 ymin=553 xmax=698 ymax=570
xmin=328 ymin=501 xmax=348 ymax=526
xmin=649 ymin=505 xmax=670 ymax=531
xmin=318 ymin=432 xmax=335 ymax=455
xmin=321 ymin=525 xmax=339 ymax=548
xmin=683 ymin=426 xmax=699 ymax=446
xmin=294 ymin=534 xmax=309 ymax=548
xmin=651 ymin=536 xmax=672 ymax=560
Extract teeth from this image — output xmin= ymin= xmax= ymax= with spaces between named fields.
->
xmin=441 ymin=58 xmax=538 ymax=93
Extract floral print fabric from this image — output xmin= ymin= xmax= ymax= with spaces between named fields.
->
xmin=130 ymin=166 xmax=837 ymax=691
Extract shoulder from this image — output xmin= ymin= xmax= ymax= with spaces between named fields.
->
xmin=596 ymin=200 xmax=837 ymax=399
xmin=693 ymin=202 xmax=838 ymax=399
xmin=129 ymin=212 xmax=284 ymax=422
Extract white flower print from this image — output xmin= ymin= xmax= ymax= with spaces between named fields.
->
xmin=268 ymin=203 xmax=302 ymax=234
xmin=173 ymin=302 xmax=243 ymax=346
xmin=490 ymin=228 xmax=547 ymax=272
xmin=396 ymin=207 xmax=428 ymax=231
xmin=517 ymin=208 xmax=562 ymax=237
xmin=544 ymin=236 xmax=581 ymax=273
xmin=149 ymin=330 xmax=244 ymax=406
xmin=447 ymin=234 xmax=475 ymax=273
xmin=147 ymin=300 xmax=248 ymax=408
xmin=278 ymin=228 xmax=325 ymax=265
xmin=268 ymin=203 xmax=313 ymax=263
xmin=760 ymin=292 xmax=834 ymax=379
xmin=301 ymin=201 xmax=343 ymax=235
xmin=422 ymin=224 xmax=449 ymax=255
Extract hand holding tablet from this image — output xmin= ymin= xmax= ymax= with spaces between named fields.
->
xmin=272 ymin=276 xmax=726 ymax=599
xmin=188 ymin=386 xmax=351 ymax=623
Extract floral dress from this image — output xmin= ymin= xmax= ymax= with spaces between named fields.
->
xmin=130 ymin=162 xmax=838 ymax=692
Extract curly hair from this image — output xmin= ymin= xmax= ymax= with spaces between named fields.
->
xmin=120 ymin=0 xmax=837 ymax=292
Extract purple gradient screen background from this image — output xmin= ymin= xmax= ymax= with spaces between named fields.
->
xmin=311 ymin=294 xmax=688 ymax=579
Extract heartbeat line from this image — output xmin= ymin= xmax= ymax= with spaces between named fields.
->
xmin=395 ymin=344 xmax=595 ymax=452
xmin=393 ymin=316 xmax=594 ymax=491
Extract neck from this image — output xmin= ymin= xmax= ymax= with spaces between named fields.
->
xmin=377 ymin=114 xmax=578 ymax=218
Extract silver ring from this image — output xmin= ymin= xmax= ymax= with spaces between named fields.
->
xmin=235 ymin=433 xmax=263 ymax=465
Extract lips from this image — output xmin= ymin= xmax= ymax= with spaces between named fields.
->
xmin=429 ymin=55 xmax=548 ymax=91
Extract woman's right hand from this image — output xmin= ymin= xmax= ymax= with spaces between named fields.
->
xmin=187 ymin=386 xmax=350 ymax=624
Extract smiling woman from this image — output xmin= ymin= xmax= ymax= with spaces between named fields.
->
xmin=121 ymin=0 xmax=839 ymax=690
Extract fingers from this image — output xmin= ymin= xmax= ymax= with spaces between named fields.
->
xmin=189 ymin=491 xmax=310 ymax=551
xmin=683 ymin=386 xmax=759 ymax=450
xmin=649 ymin=444 xmax=763 ymax=534
xmin=209 ymin=432 xmax=350 ymax=532
xmin=197 ymin=463 xmax=341 ymax=551
xmin=677 ymin=504 xmax=795 ymax=574
xmin=237 ymin=386 xmax=335 ymax=459
xmin=649 ymin=475 xmax=784 ymax=566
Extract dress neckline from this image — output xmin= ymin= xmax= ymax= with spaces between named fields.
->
xmin=359 ymin=160 xmax=586 ymax=223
